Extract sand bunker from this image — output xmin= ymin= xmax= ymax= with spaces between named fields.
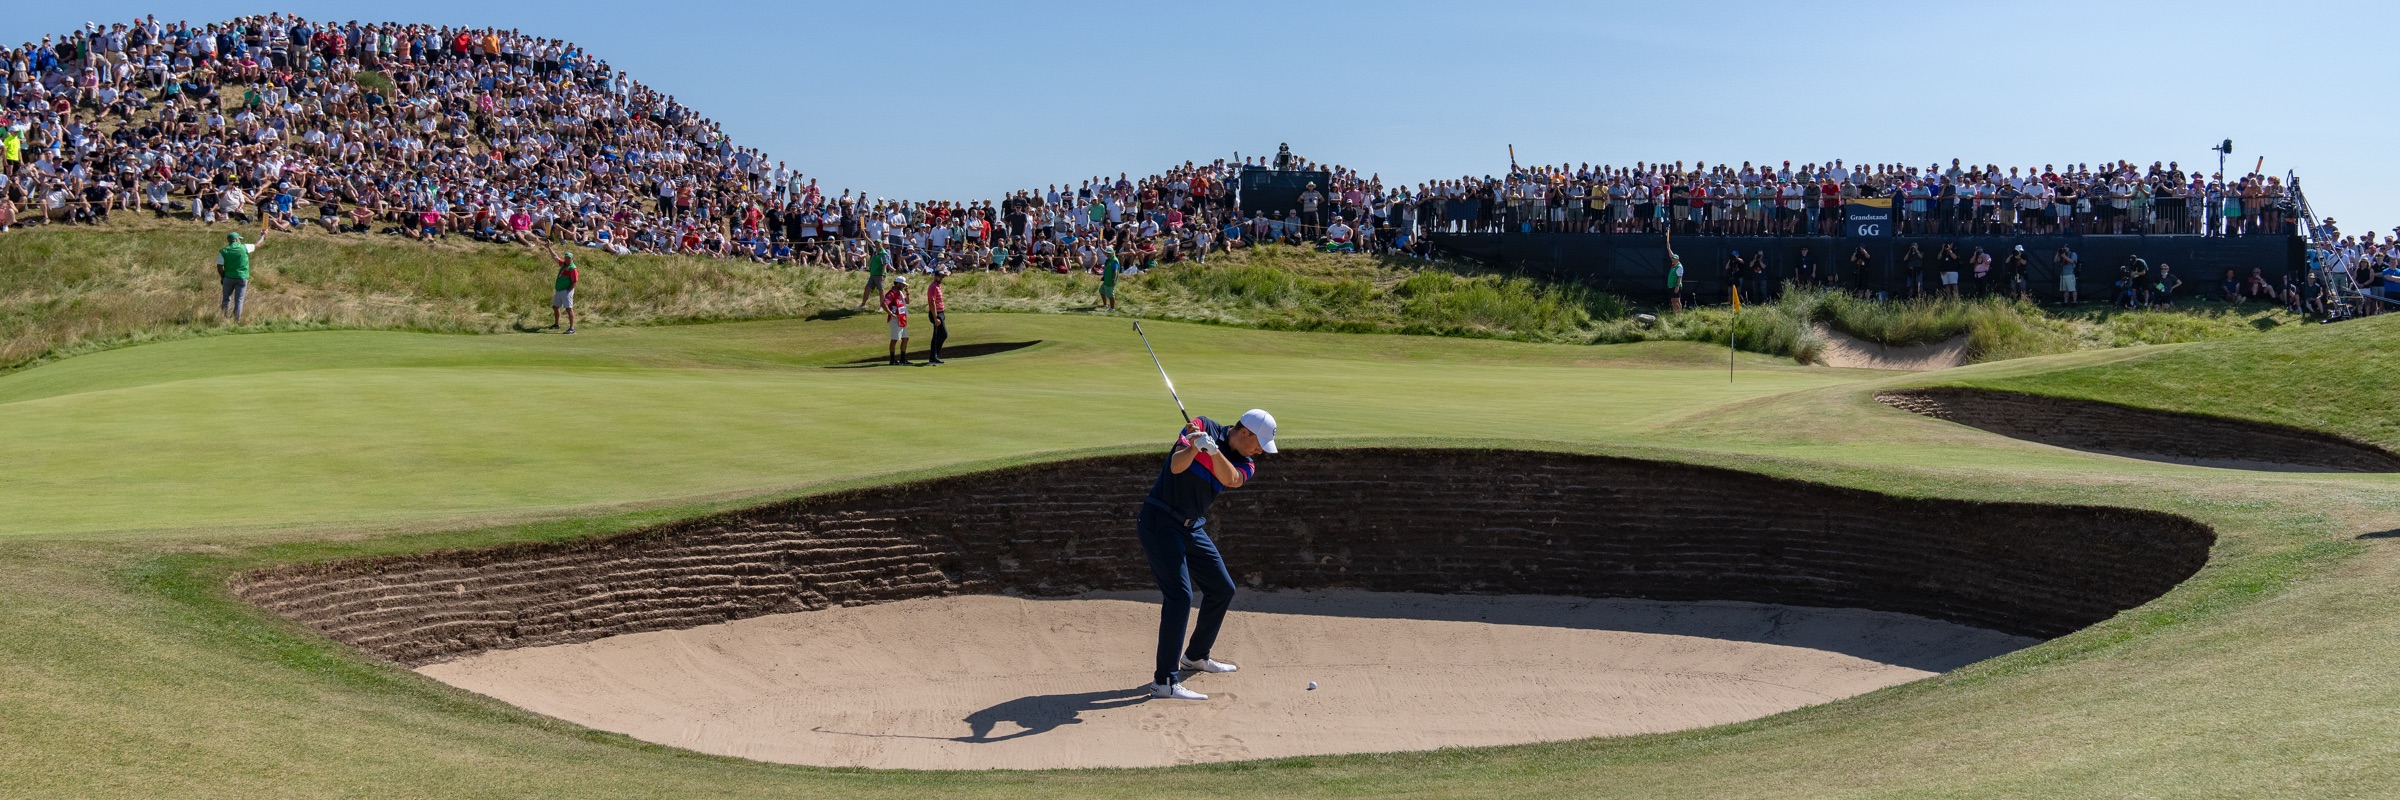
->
xmin=237 ymin=448 xmax=2212 ymax=768
xmin=1878 ymin=388 xmax=2400 ymax=472
xmin=419 ymin=591 xmax=2030 ymax=769
xmin=1811 ymin=324 xmax=1967 ymax=371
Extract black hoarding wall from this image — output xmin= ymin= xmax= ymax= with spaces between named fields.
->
xmin=1238 ymin=168 xmax=1332 ymax=216
xmin=1432 ymin=233 xmax=2302 ymax=303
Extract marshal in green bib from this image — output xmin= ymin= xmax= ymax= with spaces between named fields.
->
xmin=220 ymin=244 xmax=252 ymax=280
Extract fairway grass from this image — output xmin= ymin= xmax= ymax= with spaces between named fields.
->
xmin=5 ymin=314 xmax=2400 ymax=798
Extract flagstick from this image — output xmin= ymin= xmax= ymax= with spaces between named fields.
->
xmin=1728 ymin=285 xmax=1738 ymax=382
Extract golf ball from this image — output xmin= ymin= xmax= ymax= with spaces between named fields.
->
xmin=1307 ymin=681 xmax=1318 ymax=690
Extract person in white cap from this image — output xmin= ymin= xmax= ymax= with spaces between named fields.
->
xmin=1136 ymin=407 xmax=1278 ymax=700
xmin=882 ymin=274 xmax=910 ymax=365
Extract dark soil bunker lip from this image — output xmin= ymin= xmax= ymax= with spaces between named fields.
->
xmin=1877 ymin=388 xmax=2400 ymax=473
xmin=233 ymin=448 xmax=2214 ymax=668
xmin=835 ymin=340 xmax=1041 ymax=366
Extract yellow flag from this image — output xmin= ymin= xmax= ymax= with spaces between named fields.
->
xmin=1731 ymin=283 xmax=1742 ymax=312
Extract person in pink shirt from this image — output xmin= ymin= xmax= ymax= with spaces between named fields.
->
xmin=924 ymin=270 xmax=949 ymax=365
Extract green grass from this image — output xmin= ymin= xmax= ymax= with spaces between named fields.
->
xmin=6 ymin=312 xmax=2400 ymax=797
xmin=1592 ymin=286 xmax=2303 ymax=364
xmin=0 ymin=315 xmax=1846 ymax=539
xmin=1928 ymin=310 xmax=2400 ymax=448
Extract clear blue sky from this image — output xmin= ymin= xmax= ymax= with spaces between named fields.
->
xmin=29 ymin=2 xmax=2400 ymax=231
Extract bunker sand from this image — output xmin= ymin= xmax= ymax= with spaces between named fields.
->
xmin=1810 ymin=324 xmax=1968 ymax=372
xmin=420 ymin=591 xmax=2031 ymax=769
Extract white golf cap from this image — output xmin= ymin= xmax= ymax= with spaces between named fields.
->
xmin=1239 ymin=408 xmax=1278 ymax=454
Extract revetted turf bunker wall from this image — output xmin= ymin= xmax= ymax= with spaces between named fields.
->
xmin=235 ymin=449 xmax=2214 ymax=666
xmin=1878 ymin=388 xmax=2400 ymax=473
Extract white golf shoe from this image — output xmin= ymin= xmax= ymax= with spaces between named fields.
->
xmin=1151 ymin=682 xmax=1208 ymax=700
xmin=1179 ymin=656 xmax=1238 ymax=674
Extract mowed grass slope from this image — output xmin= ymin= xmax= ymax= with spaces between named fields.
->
xmin=5 ymin=301 xmax=2400 ymax=797
xmin=1924 ymin=311 xmax=2400 ymax=448
xmin=0 ymin=314 xmax=1847 ymax=539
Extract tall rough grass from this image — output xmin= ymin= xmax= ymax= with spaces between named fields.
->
xmin=0 ymin=217 xmax=2309 ymax=372
xmin=938 ymin=245 xmax=1615 ymax=339
xmin=0 ymin=221 xmax=1614 ymax=372
xmin=1595 ymin=285 xmax=2301 ymax=364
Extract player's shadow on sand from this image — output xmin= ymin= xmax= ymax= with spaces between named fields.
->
xmin=952 ymin=687 xmax=1152 ymax=743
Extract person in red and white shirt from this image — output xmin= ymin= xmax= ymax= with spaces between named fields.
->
xmin=883 ymin=274 xmax=911 ymax=366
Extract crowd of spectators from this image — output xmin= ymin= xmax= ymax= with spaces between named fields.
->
xmin=1412 ymin=160 xmax=2299 ymax=238
xmin=0 ymin=14 xmax=2360 ymax=322
xmin=2308 ymin=219 xmax=2400 ymax=316
xmin=0 ymin=13 xmax=820 ymax=256
xmin=0 ymin=13 xmax=1432 ymax=274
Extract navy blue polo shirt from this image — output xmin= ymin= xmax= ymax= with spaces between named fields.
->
xmin=1142 ymin=416 xmax=1255 ymax=527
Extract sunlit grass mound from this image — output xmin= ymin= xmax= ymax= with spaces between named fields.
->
xmin=1593 ymin=286 xmax=2302 ymax=364
xmin=0 ymin=215 xmax=2307 ymax=373
xmin=1939 ymin=310 xmax=2400 ymax=448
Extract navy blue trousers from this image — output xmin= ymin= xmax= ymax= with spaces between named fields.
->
xmin=1137 ymin=511 xmax=1237 ymax=686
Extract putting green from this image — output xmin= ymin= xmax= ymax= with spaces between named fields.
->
xmin=0 ymin=314 xmax=1860 ymax=540
xmin=4 ymin=312 xmax=2398 ymax=798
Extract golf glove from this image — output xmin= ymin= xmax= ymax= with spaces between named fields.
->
xmin=1189 ymin=433 xmax=1220 ymax=454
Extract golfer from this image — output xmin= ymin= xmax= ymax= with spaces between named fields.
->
xmin=924 ymin=270 xmax=948 ymax=365
xmin=1139 ymin=408 xmax=1278 ymax=700
xmin=217 ymin=224 xmax=269 ymax=322
xmin=542 ymin=240 xmax=578 ymax=334
xmin=883 ymin=274 xmax=911 ymax=365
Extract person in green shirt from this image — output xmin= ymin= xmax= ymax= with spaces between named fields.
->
xmin=1100 ymin=246 xmax=1120 ymax=312
xmin=857 ymin=243 xmax=886 ymax=311
xmin=540 ymin=240 xmax=579 ymax=333
xmin=217 ymin=225 xmax=270 ymax=322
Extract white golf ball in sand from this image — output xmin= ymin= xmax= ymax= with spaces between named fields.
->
xmin=1307 ymin=681 xmax=1318 ymax=690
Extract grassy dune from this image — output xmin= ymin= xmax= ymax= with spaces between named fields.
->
xmin=0 ymin=220 xmax=1611 ymax=372
xmin=1591 ymin=286 xmax=2302 ymax=364
xmin=0 ymin=217 xmax=2304 ymax=374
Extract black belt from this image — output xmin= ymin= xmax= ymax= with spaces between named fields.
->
xmin=1142 ymin=497 xmax=1205 ymax=530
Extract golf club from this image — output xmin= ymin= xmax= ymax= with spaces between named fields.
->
xmin=1131 ymin=320 xmax=1190 ymax=424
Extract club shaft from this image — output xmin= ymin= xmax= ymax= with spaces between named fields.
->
xmin=1132 ymin=322 xmax=1190 ymax=423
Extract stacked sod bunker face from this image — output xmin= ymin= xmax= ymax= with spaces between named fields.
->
xmin=236 ymin=448 xmax=2212 ymax=769
xmin=1877 ymin=388 xmax=2400 ymax=473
